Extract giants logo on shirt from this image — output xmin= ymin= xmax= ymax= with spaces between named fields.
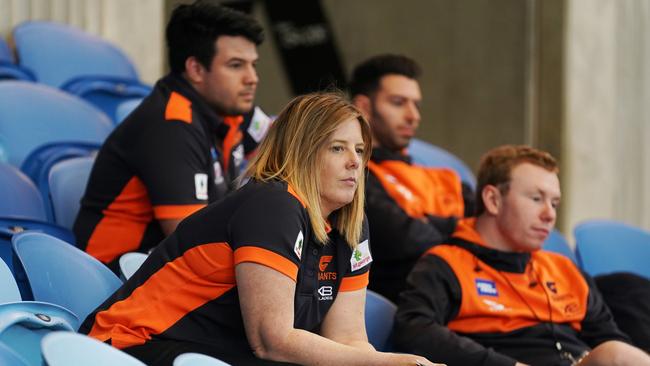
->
xmin=318 ymin=255 xmax=336 ymax=280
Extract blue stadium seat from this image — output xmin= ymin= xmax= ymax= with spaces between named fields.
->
xmin=574 ymin=219 xmax=650 ymax=279
xmin=118 ymin=252 xmax=148 ymax=281
xmin=542 ymin=229 xmax=576 ymax=263
xmin=12 ymin=232 xmax=122 ymax=322
xmin=42 ymin=331 xmax=146 ymax=366
xmin=365 ymin=289 xmax=397 ymax=352
xmin=0 ymin=340 xmax=29 ymax=366
xmin=47 ymin=156 xmax=95 ymax=229
xmin=0 ymin=163 xmax=46 ymax=221
xmin=408 ymin=138 xmax=476 ymax=189
xmin=0 ymin=258 xmax=21 ymax=303
xmin=115 ymin=97 xmax=144 ymax=123
xmin=174 ymin=353 xmax=232 ymax=366
xmin=13 ymin=21 xmax=151 ymax=123
xmin=0 ymin=81 xmax=112 ymax=168
xmin=0 ymin=38 xmax=34 ymax=82
xmin=0 ymin=301 xmax=78 ymax=365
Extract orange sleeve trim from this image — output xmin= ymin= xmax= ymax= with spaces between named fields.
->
xmin=153 ymin=204 xmax=205 ymax=220
xmin=287 ymin=184 xmax=306 ymax=208
xmin=165 ymin=92 xmax=192 ymax=124
xmin=340 ymin=272 xmax=369 ymax=292
xmin=234 ymin=246 xmax=298 ymax=282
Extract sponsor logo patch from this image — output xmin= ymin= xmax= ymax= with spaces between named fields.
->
xmin=293 ymin=230 xmax=304 ymax=259
xmin=546 ymin=281 xmax=557 ymax=294
xmin=194 ymin=173 xmax=208 ymax=200
xmin=482 ymin=299 xmax=508 ymax=312
xmin=247 ymin=106 xmax=272 ymax=143
xmin=475 ymin=279 xmax=498 ymax=297
xmin=350 ymin=239 xmax=372 ymax=271
xmin=213 ymin=162 xmax=224 ymax=185
xmin=317 ymin=285 xmax=333 ymax=301
xmin=232 ymin=144 xmax=244 ymax=169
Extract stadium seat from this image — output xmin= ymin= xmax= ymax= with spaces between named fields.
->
xmin=0 ymin=38 xmax=34 ymax=82
xmin=0 ymin=301 xmax=78 ymax=365
xmin=574 ymin=219 xmax=650 ymax=279
xmin=0 ymin=81 xmax=112 ymax=168
xmin=118 ymin=252 xmax=148 ymax=281
xmin=365 ymin=289 xmax=397 ymax=352
xmin=542 ymin=229 xmax=576 ymax=263
xmin=0 ymin=163 xmax=46 ymax=221
xmin=12 ymin=232 xmax=122 ymax=322
xmin=0 ymin=258 xmax=21 ymax=303
xmin=47 ymin=156 xmax=95 ymax=229
xmin=0 ymin=340 xmax=29 ymax=366
xmin=408 ymin=138 xmax=476 ymax=189
xmin=115 ymin=97 xmax=144 ymax=123
xmin=13 ymin=21 xmax=151 ymax=123
xmin=174 ymin=353 xmax=232 ymax=366
xmin=41 ymin=331 xmax=145 ymax=366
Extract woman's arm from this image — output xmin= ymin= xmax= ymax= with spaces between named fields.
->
xmin=236 ymin=262 xmax=440 ymax=366
xmin=319 ymin=288 xmax=374 ymax=351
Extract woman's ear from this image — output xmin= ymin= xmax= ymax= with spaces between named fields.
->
xmin=482 ymin=185 xmax=502 ymax=215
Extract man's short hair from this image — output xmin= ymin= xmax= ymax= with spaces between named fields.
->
xmin=166 ymin=1 xmax=264 ymax=74
xmin=475 ymin=145 xmax=559 ymax=216
xmin=349 ymin=54 xmax=421 ymax=97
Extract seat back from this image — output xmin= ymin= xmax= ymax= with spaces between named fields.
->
xmin=13 ymin=21 xmax=139 ymax=88
xmin=574 ymin=219 xmax=650 ymax=278
xmin=0 ymin=258 xmax=21 ymax=303
xmin=115 ymin=97 xmax=144 ymax=123
xmin=542 ymin=229 xmax=576 ymax=263
xmin=48 ymin=156 xmax=95 ymax=229
xmin=0 ymin=340 xmax=29 ymax=366
xmin=365 ymin=289 xmax=397 ymax=352
xmin=0 ymin=163 xmax=46 ymax=221
xmin=174 ymin=353 xmax=232 ymax=366
xmin=118 ymin=252 xmax=148 ymax=281
xmin=0 ymin=38 xmax=12 ymax=63
xmin=0 ymin=81 xmax=112 ymax=168
xmin=12 ymin=232 xmax=122 ymax=321
xmin=42 ymin=331 xmax=146 ymax=366
xmin=0 ymin=39 xmax=34 ymax=82
xmin=408 ymin=138 xmax=476 ymax=189
xmin=0 ymin=301 xmax=78 ymax=365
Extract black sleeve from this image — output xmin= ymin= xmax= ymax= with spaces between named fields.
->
xmin=393 ymin=255 xmax=518 ymax=366
xmin=365 ymin=172 xmax=457 ymax=262
xmin=462 ymin=182 xmax=476 ymax=217
xmin=578 ymin=271 xmax=631 ymax=347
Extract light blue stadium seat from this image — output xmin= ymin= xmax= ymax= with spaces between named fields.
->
xmin=47 ymin=156 xmax=95 ymax=229
xmin=118 ymin=252 xmax=148 ymax=281
xmin=365 ymin=289 xmax=397 ymax=352
xmin=115 ymin=97 xmax=144 ymax=123
xmin=408 ymin=138 xmax=476 ymax=189
xmin=0 ymin=258 xmax=21 ymax=303
xmin=542 ymin=229 xmax=576 ymax=263
xmin=174 ymin=353 xmax=232 ymax=366
xmin=41 ymin=331 xmax=145 ymax=366
xmin=12 ymin=232 xmax=122 ymax=322
xmin=0 ymin=38 xmax=34 ymax=82
xmin=0 ymin=81 xmax=112 ymax=168
xmin=0 ymin=162 xmax=46 ymax=221
xmin=0 ymin=301 xmax=78 ymax=365
xmin=574 ymin=219 xmax=650 ymax=279
xmin=0 ymin=340 xmax=29 ymax=365
xmin=13 ymin=21 xmax=151 ymax=123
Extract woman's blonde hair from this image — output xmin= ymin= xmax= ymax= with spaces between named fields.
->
xmin=244 ymin=92 xmax=372 ymax=248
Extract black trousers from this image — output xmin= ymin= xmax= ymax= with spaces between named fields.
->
xmin=123 ymin=339 xmax=300 ymax=366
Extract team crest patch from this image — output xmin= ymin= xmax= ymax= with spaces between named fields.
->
xmin=350 ymin=240 xmax=372 ymax=271
xmin=475 ymin=279 xmax=498 ymax=297
xmin=194 ymin=173 xmax=208 ymax=200
xmin=293 ymin=230 xmax=304 ymax=259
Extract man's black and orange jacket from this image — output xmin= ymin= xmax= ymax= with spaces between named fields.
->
xmin=365 ymin=147 xmax=474 ymax=302
xmin=393 ymin=219 xmax=629 ymax=366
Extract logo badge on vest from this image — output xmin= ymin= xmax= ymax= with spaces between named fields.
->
xmin=194 ymin=173 xmax=208 ymax=200
xmin=293 ymin=230 xmax=304 ymax=259
xmin=546 ymin=281 xmax=557 ymax=294
xmin=475 ymin=279 xmax=499 ymax=297
xmin=350 ymin=240 xmax=372 ymax=271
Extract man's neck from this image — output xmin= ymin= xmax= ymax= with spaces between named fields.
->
xmin=474 ymin=215 xmax=516 ymax=253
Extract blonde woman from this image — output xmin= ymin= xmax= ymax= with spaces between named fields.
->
xmin=80 ymin=93 xmax=441 ymax=366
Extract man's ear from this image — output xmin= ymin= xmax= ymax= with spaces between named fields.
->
xmin=352 ymin=94 xmax=372 ymax=120
xmin=184 ymin=56 xmax=205 ymax=84
xmin=482 ymin=185 xmax=502 ymax=215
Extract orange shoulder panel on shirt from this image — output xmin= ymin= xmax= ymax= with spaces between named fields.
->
xmin=340 ymin=272 xmax=369 ymax=292
xmin=165 ymin=92 xmax=192 ymax=124
xmin=88 ymin=242 xmax=236 ymax=349
xmin=86 ymin=176 xmax=153 ymax=264
xmin=234 ymin=246 xmax=299 ymax=282
xmin=153 ymin=204 xmax=205 ymax=220
xmin=221 ymin=116 xmax=243 ymax=172
xmin=368 ymin=160 xmax=464 ymax=219
xmin=287 ymin=184 xmax=307 ymax=208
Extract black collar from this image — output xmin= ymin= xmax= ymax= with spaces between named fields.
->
xmin=371 ymin=147 xmax=412 ymax=164
xmin=447 ymin=237 xmax=531 ymax=273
